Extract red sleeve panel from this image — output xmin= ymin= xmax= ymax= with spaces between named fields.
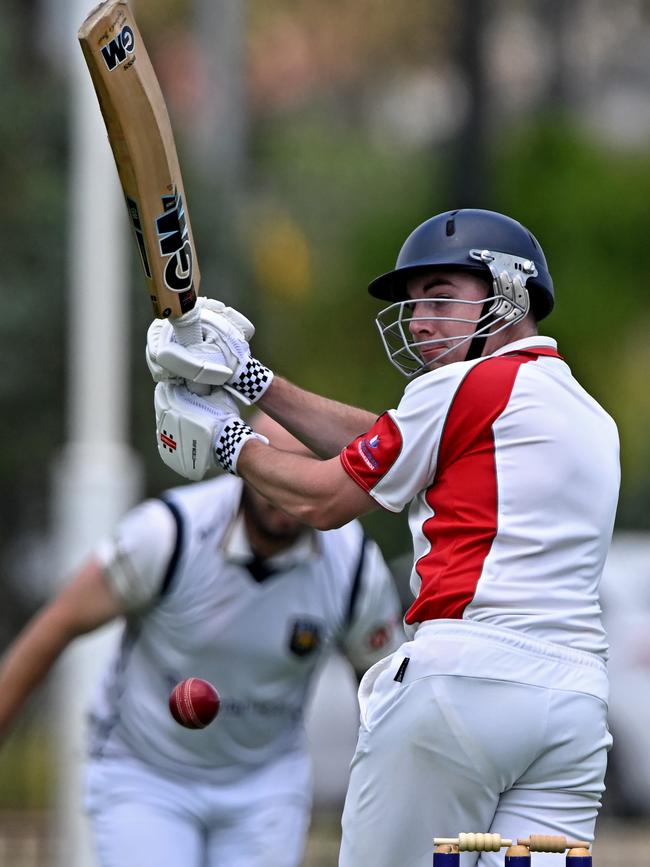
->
xmin=340 ymin=412 xmax=403 ymax=494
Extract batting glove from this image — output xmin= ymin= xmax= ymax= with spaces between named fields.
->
xmin=155 ymin=382 xmax=268 ymax=480
xmin=146 ymin=297 xmax=274 ymax=405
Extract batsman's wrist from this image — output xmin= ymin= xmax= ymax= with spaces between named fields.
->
xmin=230 ymin=357 xmax=274 ymax=404
xmin=214 ymin=420 xmax=269 ymax=475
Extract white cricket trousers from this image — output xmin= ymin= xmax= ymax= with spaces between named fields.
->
xmin=339 ymin=621 xmax=611 ymax=867
xmin=84 ymin=754 xmax=311 ymax=867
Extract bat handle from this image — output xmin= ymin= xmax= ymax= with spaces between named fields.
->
xmin=171 ymin=306 xmax=211 ymax=396
xmin=172 ymin=305 xmax=202 ymax=345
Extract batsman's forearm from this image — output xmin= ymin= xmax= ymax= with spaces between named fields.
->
xmin=0 ymin=608 xmax=74 ymax=741
xmin=258 ymin=376 xmax=377 ymax=458
xmin=237 ymin=439 xmax=377 ymax=530
xmin=237 ymin=441 xmax=335 ymax=525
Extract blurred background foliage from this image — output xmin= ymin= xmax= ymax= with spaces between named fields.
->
xmin=2 ymin=0 xmax=650 ymax=659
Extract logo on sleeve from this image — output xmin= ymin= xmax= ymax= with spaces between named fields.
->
xmin=340 ymin=412 xmax=403 ymax=492
xmin=358 ymin=435 xmax=380 ymax=470
xmin=366 ymin=624 xmax=391 ymax=650
xmin=288 ymin=619 xmax=322 ymax=657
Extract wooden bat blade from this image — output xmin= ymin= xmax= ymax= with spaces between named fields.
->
xmin=78 ymin=0 xmax=199 ymax=320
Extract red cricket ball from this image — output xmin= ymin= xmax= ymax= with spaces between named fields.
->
xmin=169 ymin=677 xmax=220 ymax=729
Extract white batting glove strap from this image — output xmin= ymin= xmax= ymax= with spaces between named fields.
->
xmin=214 ymin=418 xmax=269 ymax=475
xmin=154 ymin=382 xmax=241 ymax=481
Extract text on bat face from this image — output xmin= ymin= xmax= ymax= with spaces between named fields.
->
xmin=156 ymin=191 xmax=194 ymax=293
xmin=101 ymin=25 xmax=135 ymax=72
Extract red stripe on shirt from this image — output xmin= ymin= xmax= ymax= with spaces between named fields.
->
xmin=406 ymin=350 xmax=557 ymax=624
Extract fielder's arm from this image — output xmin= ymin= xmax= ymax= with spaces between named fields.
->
xmin=237 ymin=438 xmax=378 ymax=530
xmin=258 ymin=376 xmax=378 ymax=459
xmin=0 ymin=560 xmax=124 ymax=743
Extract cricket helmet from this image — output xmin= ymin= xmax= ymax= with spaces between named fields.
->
xmin=368 ymin=208 xmax=554 ymax=321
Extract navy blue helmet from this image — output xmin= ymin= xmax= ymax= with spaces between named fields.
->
xmin=368 ymin=208 xmax=554 ymax=321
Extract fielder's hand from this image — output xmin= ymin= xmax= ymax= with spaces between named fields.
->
xmin=154 ymin=382 xmax=268 ymax=480
xmin=146 ymin=297 xmax=274 ymax=405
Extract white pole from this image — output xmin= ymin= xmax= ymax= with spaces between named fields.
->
xmin=52 ymin=3 xmax=143 ymax=865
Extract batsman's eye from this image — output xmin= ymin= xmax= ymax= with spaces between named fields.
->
xmin=422 ymin=297 xmax=454 ymax=316
xmin=400 ymin=302 xmax=416 ymax=321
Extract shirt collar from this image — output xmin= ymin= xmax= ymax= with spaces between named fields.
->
xmin=490 ymin=335 xmax=558 ymax=358
xmin=222 ymin=511 xmax=318 ymax=571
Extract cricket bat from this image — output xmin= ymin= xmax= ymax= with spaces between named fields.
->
xmin=78 ymin=0 xmax=201 ymax=342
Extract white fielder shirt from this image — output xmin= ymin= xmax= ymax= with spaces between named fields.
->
xmin=341 ymin=336 xmax=620 ymax=659
xmin=90 ymin=475 xmax=401 ymax=785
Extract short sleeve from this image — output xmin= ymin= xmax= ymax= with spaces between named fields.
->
xmin=95 ymin=499 xmax=178 ymax=612
xmin=340 ymin=367 xmax=463 ymax=513
xmin=338 ymin=539 xmax=404 ymax=674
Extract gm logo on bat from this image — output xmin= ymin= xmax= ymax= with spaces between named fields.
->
xmin=156 ymin=191 xmax=194 ymax=294
xmin=101 ymin=25 xmax=135 ymax=72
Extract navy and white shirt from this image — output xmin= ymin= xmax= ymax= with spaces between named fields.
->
xmin=89 ymin=475 xmax=401 ymax=784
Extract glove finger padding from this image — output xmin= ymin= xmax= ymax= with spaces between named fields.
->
xmin=155 ymin=338 xmax=236 ymax=386
xmin=198 ymin=302 xmax=273 ymax=403
xmin=148 ymin=311 xmax=240 ymax=386
xmin=200 ymin=297 xmax=256 ymax=341
xmin=146 ymin=319 xmax=178 ymax=383
xmin=155 ymin=383 xmax=240 ymax=480
xmin=146 ymin=305 xmax=251 ymax=387
xmin=146 ymin=296 xmax=272 ymax=402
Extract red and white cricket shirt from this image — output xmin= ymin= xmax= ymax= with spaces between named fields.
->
xmin=341 ymin=336 xmax=620 ymax=658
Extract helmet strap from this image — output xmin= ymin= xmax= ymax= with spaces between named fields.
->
xmin=464 ymin=293 xmax=495 ymax=361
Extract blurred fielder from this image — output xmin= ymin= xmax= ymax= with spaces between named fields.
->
xmin=0 ymin=414 xmax=402 ymax=867
xmin=146 ymin=208 xmax=620 ymax=866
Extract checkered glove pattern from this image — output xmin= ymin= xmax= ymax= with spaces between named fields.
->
xmin=214 ymin=418 xmax=268 ymax=475
xmin=229 ymin=357 xmax=273 ymax=404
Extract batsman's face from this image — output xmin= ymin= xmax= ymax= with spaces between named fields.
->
xmin=405 ymin=270 xmax=489 ymax=368
xmin=241 ymin=485 xmax=306 ymax=544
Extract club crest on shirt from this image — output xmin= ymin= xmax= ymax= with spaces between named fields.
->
xmin=288 ymin=619 xmax=322 ymax=657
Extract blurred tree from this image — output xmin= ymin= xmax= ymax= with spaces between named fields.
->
xmin=0 ymin=11 xmax=66 ymax=638
xmin=248 ymin=0 xmax=452 ymax=118
xmin=492 ymin=122 xmax=650 ymax=524
xmin=0 ymin=56 xmax=65 ymax=448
